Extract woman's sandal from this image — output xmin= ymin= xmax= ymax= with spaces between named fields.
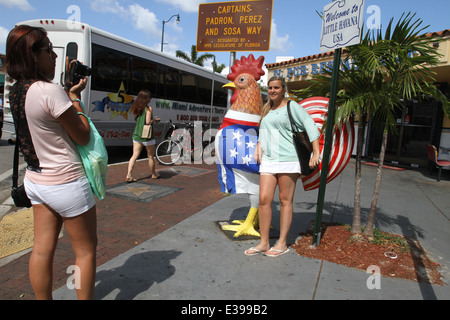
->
xmin=126 ymin=177 xmax=137 ymax=183
xmin=244 ymin=247 xmax=267 ymax=256
xmin=264 ymin=247 xmax=290 ymax=258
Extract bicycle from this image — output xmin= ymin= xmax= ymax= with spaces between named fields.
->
xmin=156 ymin=122 xmax=215 ymax=166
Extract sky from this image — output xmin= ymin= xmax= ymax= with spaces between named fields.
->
xmin=1 ymin=0 xmax=449 ymax=76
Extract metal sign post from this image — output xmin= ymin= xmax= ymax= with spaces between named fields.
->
xmin=312 ymin=0 xmax=365 ymax=247
xmin=228 ymin=52 xmax=236 ymax=108
xmin=312 ymin=47 xmax=341 ymax=246
xmin=210 ymin=55 xmax=216 ymax=130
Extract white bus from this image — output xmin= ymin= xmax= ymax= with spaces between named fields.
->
xmin=2 ymin=19 xmax=229 ymax=146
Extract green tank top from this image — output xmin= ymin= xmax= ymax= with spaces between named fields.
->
xmin=133 ymin=107 xmax=154 ymax=142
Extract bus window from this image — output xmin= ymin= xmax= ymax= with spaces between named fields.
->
xmin=180 ymin=72 xmax=197 ymax=102
xmin=66 ymin=42 xmax=78 ymax=62
xmin=214 ymin=81 xmax=228 ymax=108
xmin=159 ymin=66 xmax=180 ymax=100
xmin=131 ymin=57 xmax=159 ymax=96
xmin=65 ymin=43 xmax=78 ymax=85
xmin=92 ymin=44 xmax=129 ymax=92
xmin=198 ymin=76 xmax=212 ymax=105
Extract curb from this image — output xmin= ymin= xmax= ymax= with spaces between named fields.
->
xmin=0 ymin=197 xmax=15 ymax=220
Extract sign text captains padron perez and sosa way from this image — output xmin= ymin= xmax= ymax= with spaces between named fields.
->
xmin=197 ymin=0 xmax=273 ymax=52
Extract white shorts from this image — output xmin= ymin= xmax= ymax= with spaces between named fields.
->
xmin=134 ymin=139 xmax=156 ymax=146
xmin=259 ymin=161 xmax=301 ymax=175
xmin=24 ymin=176 xmax=96 ymax=218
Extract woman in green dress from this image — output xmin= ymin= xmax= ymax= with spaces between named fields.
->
xmin=126 ymin=90 xmax=160 ymax=182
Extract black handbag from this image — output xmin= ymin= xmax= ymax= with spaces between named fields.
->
xmin=11 ymin=137 xmax=32 ymax=208
xmin=287 ymin=101 xmax=314 ymax=176
xmin=10 ymin=81 xmax=33 ymax=208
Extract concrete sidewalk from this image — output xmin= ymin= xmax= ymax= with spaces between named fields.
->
xmin=53 ymin=160 xmax=450 ymax=300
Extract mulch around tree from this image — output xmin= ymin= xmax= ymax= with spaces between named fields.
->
xmin=292 ymin=223 xmax=445 ymax=286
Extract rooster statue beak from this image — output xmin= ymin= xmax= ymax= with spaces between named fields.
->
xmin=223 ymin=82 xmax=236 ymax=90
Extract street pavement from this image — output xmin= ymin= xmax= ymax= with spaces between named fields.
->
xmin=0 ymin=157 xmax=449 ymax=304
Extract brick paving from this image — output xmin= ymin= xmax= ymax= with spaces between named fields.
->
xmin=0 ymin=160 xmax=224 ymax=300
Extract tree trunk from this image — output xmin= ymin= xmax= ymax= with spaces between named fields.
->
xmin=351 ymin=115 xmax=365 ymax=235
xmin=364 ymin=124 xmax=388 ymax=238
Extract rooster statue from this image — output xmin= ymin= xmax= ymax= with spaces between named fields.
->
xmin=215 ymin=54 xmax=265 ymax=238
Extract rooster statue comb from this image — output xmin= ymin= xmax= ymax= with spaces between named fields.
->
xmin=228 ymin=54 xmax=265 ymax=81
xmin=223 ymin=54 xmax=265 ymax=115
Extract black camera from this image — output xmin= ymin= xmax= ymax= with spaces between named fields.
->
xmin=69 ymin=61 xmax=92 ymax=85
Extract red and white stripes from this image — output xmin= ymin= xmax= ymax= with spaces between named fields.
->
xmin=299 ymin=97 xmax=355 ymax=191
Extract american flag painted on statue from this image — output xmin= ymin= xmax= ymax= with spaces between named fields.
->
xmin=299 ymin=97 xmax=355 ymax=191
xmin=215 ymin=110 xmax=261 ymax=195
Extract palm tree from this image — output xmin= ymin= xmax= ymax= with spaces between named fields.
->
xmin=295 ymin=29 xmax=387 ymax=236
xmin=212 ymin=60 xmax=227 ymax=73
xmin=175 ymin=45 xmax=215 ymax=67
xmin=361 ymin=13 xmax=449 ymax=237
xmin=295 ymin=13 xmax=449 ymax=237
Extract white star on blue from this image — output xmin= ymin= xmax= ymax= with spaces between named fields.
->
xmin=217 ymin=123 xmax=260 ymax=194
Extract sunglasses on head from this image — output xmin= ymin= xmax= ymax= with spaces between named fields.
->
xmin=40 ymin=42 xmax=53 ymax=54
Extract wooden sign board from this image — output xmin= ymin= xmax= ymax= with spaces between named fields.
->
xmin=197 ymin=0 xmax=273 ymax=52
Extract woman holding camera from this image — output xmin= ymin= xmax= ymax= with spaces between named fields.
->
xmin=6 ymin=25 xmax=97 ymax=300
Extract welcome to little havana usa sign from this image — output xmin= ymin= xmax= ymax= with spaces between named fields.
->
xmin=320 ymin=0 xmax=365 ymax=53
xmin=197 ymin=0 xmax=273 ymax=52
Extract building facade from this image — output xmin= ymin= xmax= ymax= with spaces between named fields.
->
xmin=265 ymin=29 xmax=450 ymax=168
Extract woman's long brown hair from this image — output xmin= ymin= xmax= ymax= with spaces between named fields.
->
xmin=129 ymin=89 xmax=152 ymax=119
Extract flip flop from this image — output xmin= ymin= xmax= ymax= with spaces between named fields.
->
xmin=126 ymin=177 xmax=137 ymax=183
xmin=264 ymin=247 xmax=290 ymax=258
xmin=151 ymin=175 xmax=160 ymax=179
xmin=244 ymin=247 xmax=266 ymax=256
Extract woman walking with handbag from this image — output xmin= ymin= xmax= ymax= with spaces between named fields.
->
xmin=126 ymin=89 xmax=160 ymax=182
xmin=6 ymin=25 xmax=97 ymax=299
xmin=245 ymin=76 xmax=320 ymax=257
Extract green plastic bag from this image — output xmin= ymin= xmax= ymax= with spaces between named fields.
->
xmin=76 ymin=112 xmax=108 ymax=200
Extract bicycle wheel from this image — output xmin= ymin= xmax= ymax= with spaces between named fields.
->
xmin=156 ymin=140 xmax=182 ymax=166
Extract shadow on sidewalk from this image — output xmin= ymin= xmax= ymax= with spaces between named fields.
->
xmin=94 ymin=250 xmax=181 ymax=300
xmin=397 ymin=215 xmax=438 ymax=300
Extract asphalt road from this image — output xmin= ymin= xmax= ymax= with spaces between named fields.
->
xmin=0 ymin=132 xmax=20 ymax=204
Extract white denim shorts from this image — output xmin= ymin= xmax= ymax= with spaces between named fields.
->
xmin=134 ymin=139 xmax=156 ymax=146
xmin=259 ymin=161 xmax=301 ymax=175
xmin=24 ymin=176 xmax=96 ymax=218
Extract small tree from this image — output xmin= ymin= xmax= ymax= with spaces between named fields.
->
xmin=295 ymin=13 xmax=449 ymax=237
xmin=295 ymin=28 xmax=388 ymax=235
xmin=212 ymin=60 xmax=227 ymax=73
xmin=175 ymin=45 xmax=214 ymax=67
xmin=362 ymin=13 xmax=449 ymax=237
